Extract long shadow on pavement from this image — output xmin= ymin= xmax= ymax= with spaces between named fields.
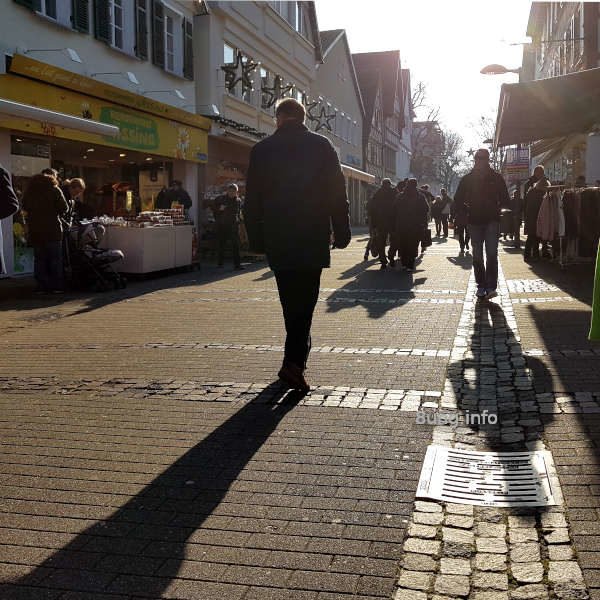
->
xmin=2 ymin=383 xmax=304 ymax=598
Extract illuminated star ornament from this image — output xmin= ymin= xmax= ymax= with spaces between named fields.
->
xmin=261 ymin=75 xmax=294 ymax=109
xmin=221 ymin=51 xmax=243 ymax=92
xmin=314 ymin=105 xmax=336 ymax=133
xmin=304 ymin=98 xmax=320 ymax=125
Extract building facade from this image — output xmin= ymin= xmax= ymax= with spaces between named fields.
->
xmin=353 ymin=50 xmax=404 ymax=186
xmin=523 ymin=2 xmax=600 ymax=183
xmin=314 ymin=29 xmax=372 ymax=225
xmin=396 ymin=68 xmax=414 ymax=180
xmin=1 ymin=0 xmax=209 ymax=277
xmin=194 ymin=0 xmax=322 ymax=210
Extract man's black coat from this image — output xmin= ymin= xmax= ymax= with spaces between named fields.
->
xmin=244 ymin=122 xmax=351 ymax=270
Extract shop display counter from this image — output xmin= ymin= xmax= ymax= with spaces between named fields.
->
xmin=100 ymin=225 xmax=193 ymax=274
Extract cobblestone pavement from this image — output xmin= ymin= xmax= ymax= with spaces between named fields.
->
xmin=0 ymin=231 xmax=599 ymax=599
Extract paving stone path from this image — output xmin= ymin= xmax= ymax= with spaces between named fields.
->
xmin=0 ymin=231 xmax=599 ymax=599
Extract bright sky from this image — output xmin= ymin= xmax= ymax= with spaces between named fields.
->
xmin=315 ymin=0 xmax=533 ymax=153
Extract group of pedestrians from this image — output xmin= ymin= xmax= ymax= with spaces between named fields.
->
xmin=365 ymin=178 xmax=429 ymax=271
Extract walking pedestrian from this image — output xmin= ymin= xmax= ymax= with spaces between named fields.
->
xmin=431 ymin=196 xmax=443 ymax=237
xmin=451 ymin=193 xmax=470 ymax=254
xmin=244 ymin=97 xmax=350 ymax=392
xmin=212 ymin=183 xmax=243 ymax=270
xmin=0 ymin=163 xmax=19 ymax=220
xmin=22 ymin=171 xmax=69 ymax=294
xmin=369 ymin=178 xmax=397 ymax=269
xmin=388 ymin=179 xmax=408 ymax=265
xmin=394 ymin=178 xmax=429 ymax=271
xmin=0 ymin=163 xmax=19 ymax=276
xmin=523 ymin=165 xmax=550 ymax=262
xmin=454 ymin=148 xmax=510 ymax=300
xmin=510 ymin=188 xmax=523 ymax=249
xmin=440 ymin=188 xmax=452 ymax=238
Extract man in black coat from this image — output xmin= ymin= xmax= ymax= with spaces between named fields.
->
xmin=454 ymin=148 xmax=510 ymax=300
xmin=369 ymin=179 xmax=397 ymax=269
xmin=244 ymin=98 xmax=351 ymax=392
xmin=212 ymin=183 xmax=243 ymax=270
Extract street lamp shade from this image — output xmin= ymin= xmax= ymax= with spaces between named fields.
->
xmin=125 ymin=71 xmax=139 ymax=85
xmin=24 ymin=47 xmax=82 ymax=63
xmin=480 ymin=64 xmax=521 ymax=75
xmin=174 ymin=89 xmax=185 ymax=100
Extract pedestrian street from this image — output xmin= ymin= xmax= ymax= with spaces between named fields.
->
xmin=1 ymin=231 xmax=600 ymax=599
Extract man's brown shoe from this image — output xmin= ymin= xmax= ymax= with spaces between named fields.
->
xmin=278 ymin=362 xmax=310 ymax=393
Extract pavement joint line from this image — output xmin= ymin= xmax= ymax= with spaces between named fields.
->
xmin=0 ymin=342 xmax=454 ymax=358
xmin=393 ymin=257 xmax=590 ymax=600
xmin=121 ymin=296 xmax=467 ymax=305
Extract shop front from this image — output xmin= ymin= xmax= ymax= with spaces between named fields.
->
xmin=0 ymin=55 xmax=210 ymax=277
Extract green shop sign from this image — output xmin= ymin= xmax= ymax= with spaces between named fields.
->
xmin=100 ymin=107 xmax=159 ymax=150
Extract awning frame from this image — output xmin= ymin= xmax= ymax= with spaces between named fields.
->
xmin=0 ymin=98 xmax=119 ymax=137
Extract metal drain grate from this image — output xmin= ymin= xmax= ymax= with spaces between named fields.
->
xmin=417 ymin=445 xmax=563 ymax=507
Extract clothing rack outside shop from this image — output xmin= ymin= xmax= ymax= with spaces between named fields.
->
xmin=536 ymin=185 xmax=600 ymax=269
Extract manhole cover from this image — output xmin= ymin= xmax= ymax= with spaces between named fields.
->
xmin=416 ymin=445 xmax=563 ymax=507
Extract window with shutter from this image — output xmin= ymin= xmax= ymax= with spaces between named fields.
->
xmin=135 ymin=0 xmax=148 ymax=59
xmin=94 ymin=0 xmax=111 ymax=43
xmin=72 ymin=0 xmax=89 ymax=32
xmin=152 ymin=0 xmax=165 ymax=68
xmin=183 ymin=19 xmax=193 ymax=80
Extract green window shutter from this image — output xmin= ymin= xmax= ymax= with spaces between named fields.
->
xmin=152 ymin=0 xmax=165 ymax=68
xmin=13 ymin=0 xmax=42 ymax=10
xmin=183 ymin=18 xmax=193 ymax=80
xmin=71 ymin=0 xmax=89 ymax=32
xmin=94 ymin=0 xmax=111 ymax=43
xmin=135 ymin=0 xmax=148 ymax=59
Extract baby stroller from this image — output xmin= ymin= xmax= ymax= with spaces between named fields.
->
xmin=66 ymin=221 xmax=127 ymax=291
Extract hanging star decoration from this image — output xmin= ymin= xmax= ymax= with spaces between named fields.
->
xmin=221 ymin=50 xmax=244 ymax=92
xmin=304 ymin=97 xmax=320 ymax=126
xmin=314 ymin=105 xmax=337 ymax=133
xmin=261 ymin=75 xmax=294 ymax=109
xmin=240 ymin=56 xmax=258 ymax=95
xmin=467 ymin=148 xmax=476 ymax=157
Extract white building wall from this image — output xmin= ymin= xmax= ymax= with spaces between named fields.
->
xmin=195 ymin=1 xmax=316 ymax=136
xmin=2 ymin=1 xmax=197 ymax=108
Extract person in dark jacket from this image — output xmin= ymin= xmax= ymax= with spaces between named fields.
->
xmin=0 ymin=163 xmax=19 ymax=220
xmin=394 ymin=178 xmax=429 ymax=270
xmin=212 ymin=183 xmax=243 ymax=270
xmin=451 ymin=194 xmax=470 ymax=254
xmin=22 ymin=172 xmax=69 ymax=293
xmin=510 ymin=188 xmax=523 ymax=249
xmin=244 ymin=97 xmax=351 ymax=392
xmin=523 ymin=165 xmax=550 ymax=261
xmin=454 ymin=148 xmax=510 ymax=300
xmin=431 ymin=195 xmax=444 ymax=237
xmin=370 ymin=179 xmax=397 ymax=269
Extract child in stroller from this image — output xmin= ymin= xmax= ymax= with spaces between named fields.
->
xmin=66 ymin=220 xmax=126 ymax=291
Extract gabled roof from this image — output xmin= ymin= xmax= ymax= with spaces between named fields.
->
xmin=352 ymin=57 xmax=380 ymax=134
xmin=305 ymin=2 xmax=323 ymax=63
xmin=352 ymin=50 xmax=403 ymax=120
xmin=401 ymin=68 xmax=416 ymax=119
xmin=320 ymin=29 xmax=365 ymax=117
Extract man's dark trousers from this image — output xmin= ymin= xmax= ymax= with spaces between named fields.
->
xmin=274 ymin=269 xmax=322 ymax=369
xmin=216 ymin=224 xmax=241 ymax=267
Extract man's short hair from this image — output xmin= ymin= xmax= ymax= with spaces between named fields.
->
xmin=275 ymin=98 xmax=306 ymax=122
xmin=533 ymin=164 xmax=545 ymax=174
xmin=382 ymin=178 xmax=392 ymax=187
xmin=227 ymin=183 xmax=239 ymax=192
xmin=474 ymin=148 xmax=490 ymax=161
xmin=441 ymin=188 xmax=447 ymax=194
xmin=42 ymin=168 xmax=59 ymax=178
xmin=171 ymin=180 xmax=182 ymax=187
